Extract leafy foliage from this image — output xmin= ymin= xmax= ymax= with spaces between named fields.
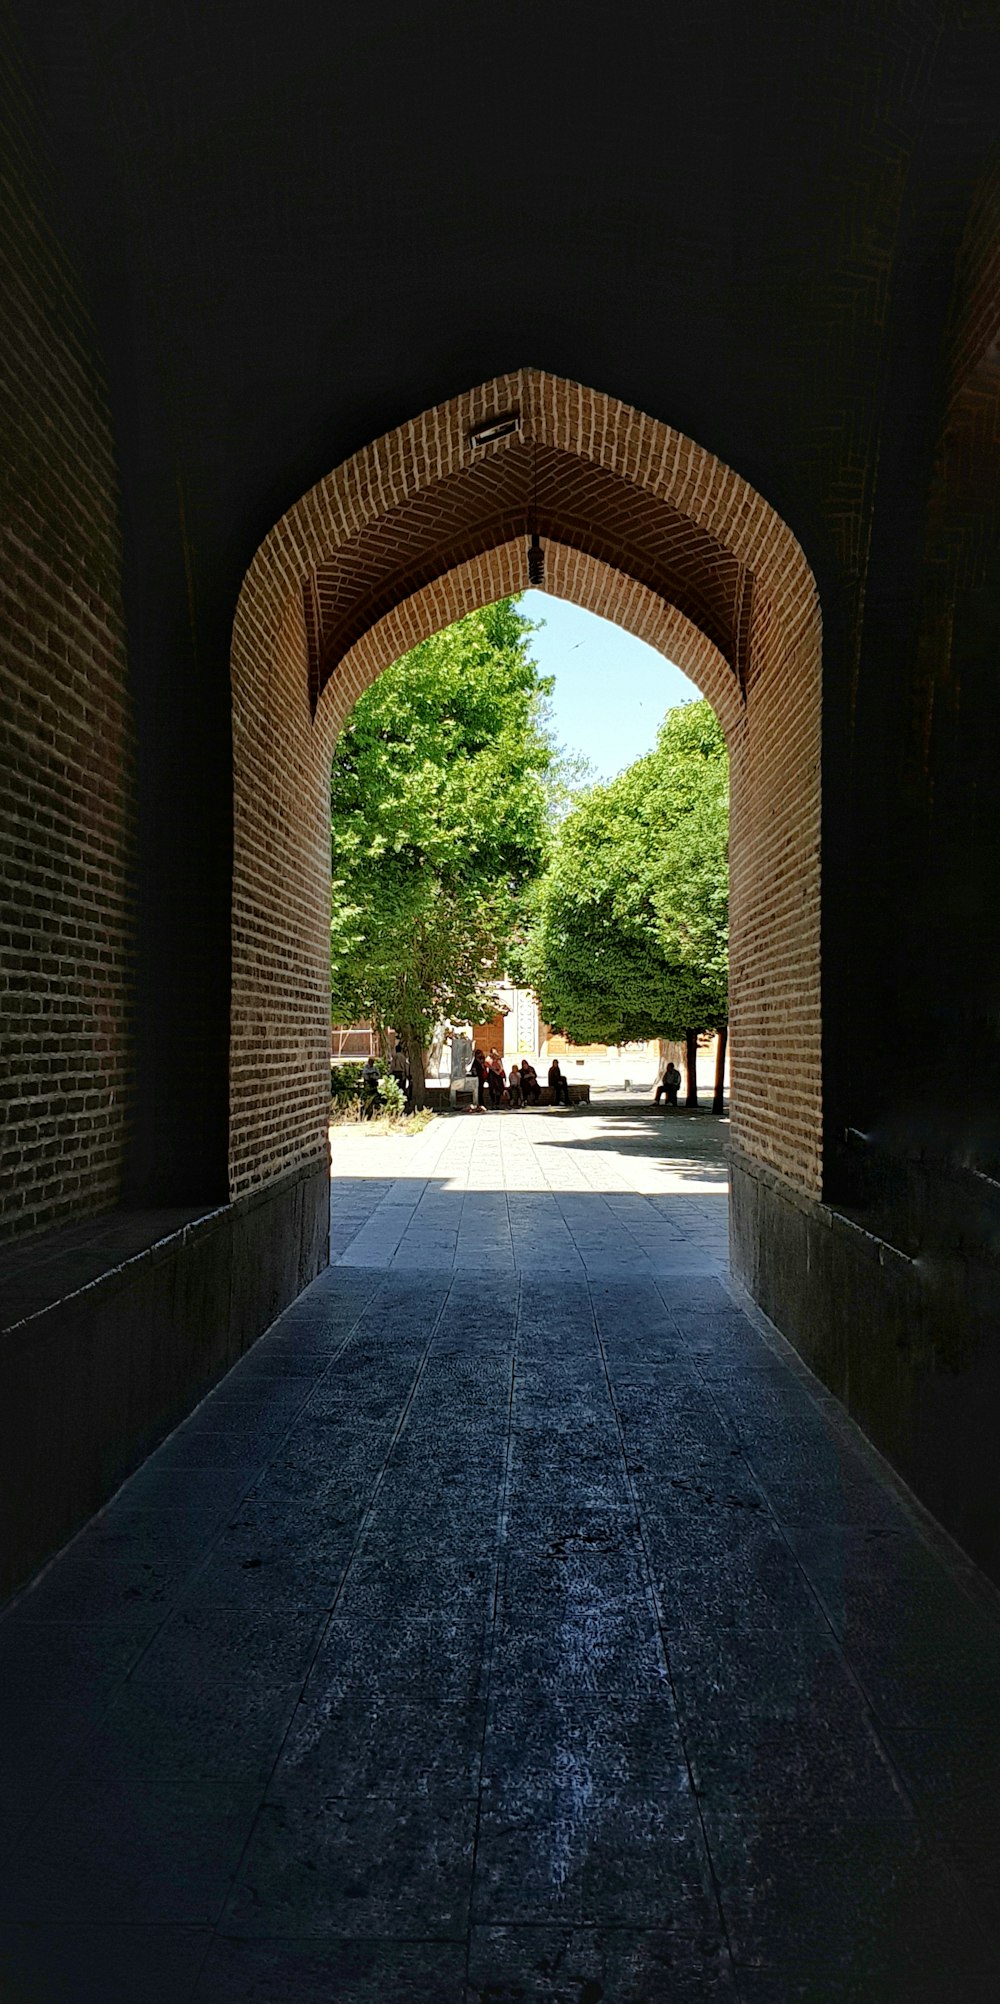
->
xmin=330 ymin=601 xmax=554 ymax=1057
xmin=526 ymin=699 xmax=728 ymax=1043
xmin=329 ymin=1060 xmax=366 ymax=1109
xmin=378 ymin=1074 xmax=407 ymax=1118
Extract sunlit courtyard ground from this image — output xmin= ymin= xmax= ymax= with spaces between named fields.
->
xmin=329 ymin=1103 xmax=730 ymax=1277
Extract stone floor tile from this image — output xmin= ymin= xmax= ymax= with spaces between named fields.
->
xmin=482 ymin=1689 xmax=690 ymax=1815
xmin=472 ymin=1796 xmax=719 ymax=1930
xmin=164 ymin=1403 xmax=304 ymax=1453
xmin=8 ymin=1510 xmax=220 ymax=1624
xmin=504 ymin=1510 xmax=641 ymax=1569
xmin=704 ymin=1811 xmax=993 ymax=1979
xmin=219 ymin=1344 xmax=340 ymax=1378
xmin=107 ymin=1462 xmax=261 ymax=1517
xmin=273 ymin=1689 xmax=483 ymax=1799
xmin=686 ymin=1707 xmax=909 ymax=1820
xmin=496 ymin=1541 xmax=650 ymax=1595
xmin=666 ymin=1621 xmax=859 ymax=1722
xmin=0 ymin=1612 xmax=154 ymax=1713
xmin=0 ymin=1923 xmax=211 ymax=2003
xmin=147 ymin=1426 xmax=287 ymax=1472
xmin=883 ymin=1723 xmax=1000 ymax=1840
xmin=130 ymin=1604 xmax=326 ymax=1686
xmin=465 ymin=1925 xmax=739 ymax=2002
xmin=820 ymin=1570 xmax=1000 ymax=1656
xmin=193 ymin=1935 xmax=467 ymax=2002
xmin=649 ymin=1553 xmax=824 ymax=1634
xmin=363 ymin=1511 xmax=499 ymax=1564
xmin=301 ymin=1609 xmax=490 ymax=1707
xmin=68 ymin=1675 xmax=302 ymax=1783
xmin=215 ymin=1488 xmax=373 ymax=1558
xmin=1 ymin=1780 xmax=259 ymax=1923
xmin=780 ymin=1520 xmax=925 ymax=1579
xmin=734 ymin=1962 xmax=1000 ymax=2003
xmin=639 ymin=1505 xmax=792 ymax=1575
xmin=223 ymin=1788 xmax=477 ymax=1938
xmin=175 ymin=1530 xmax=353 ymax=1611
xmin=845 ymin=1639 xmax=1000 ymax=1732
xmin=759 ymin=1469 xmax=914 ymax=1532
xmin=636 ymin=1461 xmax=772 ymax=1528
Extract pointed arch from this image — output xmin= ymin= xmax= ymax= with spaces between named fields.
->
xmin=230 ymin=370 xmax=821 ymax=1200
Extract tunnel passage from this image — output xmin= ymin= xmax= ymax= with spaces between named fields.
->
xmin=4 ymin=0 xmax=1000 ymax=1627
xmin=229 ymin=370 xmax=823 ymax=1255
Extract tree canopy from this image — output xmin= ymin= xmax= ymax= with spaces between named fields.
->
xmin=525 ymin=698 xmax=728 ymax=1044
xmin=330 ymin=599 xmax=554 ymax=1090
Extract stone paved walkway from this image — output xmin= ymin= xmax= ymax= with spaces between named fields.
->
xmin=328 ymin=1102 xmax=730 ymax=1277
xmin=2 ymin=1109 xmax=1000 ymax=2000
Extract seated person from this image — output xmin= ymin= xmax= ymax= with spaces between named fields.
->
xmin=487 ymin=1052 xmax=506 ymax=1106
xmin=520 ymin=1059 xmax=541 ymax=1105
xmin=547 ymin=1057 xmax=569 ymax=1105
xmin=655 ymin=1061 xmax=682 ymax=1108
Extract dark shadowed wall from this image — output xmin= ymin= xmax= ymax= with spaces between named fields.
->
xmin=0 ymin=21 xmax=133 ymax=1241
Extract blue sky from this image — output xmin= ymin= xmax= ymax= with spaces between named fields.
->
xmin=519 ymin=590 xmax=698 ymax=783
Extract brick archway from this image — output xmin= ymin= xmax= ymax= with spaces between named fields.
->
xmin=230 ymin=370 xmax=821 ymax=1211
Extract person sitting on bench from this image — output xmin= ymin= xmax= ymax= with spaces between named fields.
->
xmin=655 ymin=1061 xmax=681 ymax=1108
xmin=487 ymin=1052 xmax=506 ymax=1107
xmin=548 ymin=1058 xmax=569 ymax=1105
xmin=520 ymin=1059 xmax=541 ymax=1105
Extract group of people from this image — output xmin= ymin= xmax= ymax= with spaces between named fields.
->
xmin=468 ymin=1048 xmax=570 ymax=1109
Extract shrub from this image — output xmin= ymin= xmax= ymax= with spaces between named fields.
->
xmin=328 ymin=1056 xmax=413 ymax=1125
xmin=379 ymin=1074 xmax=407 ymax=1119
xmin=330 ymin=1060 xmax=371 ymax=1110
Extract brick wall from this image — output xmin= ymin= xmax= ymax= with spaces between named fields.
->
xmin=230 ymin=370 xmax=822 ymax=1203
xmin=0 ymin=36 xmax=133 ymax=1240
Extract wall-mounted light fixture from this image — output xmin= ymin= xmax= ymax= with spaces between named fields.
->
xmin=467 ymin=411 xmax=521 ymax=447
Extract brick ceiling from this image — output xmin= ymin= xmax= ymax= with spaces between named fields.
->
xmin=307 ymin=443 xmax=745 ymax=700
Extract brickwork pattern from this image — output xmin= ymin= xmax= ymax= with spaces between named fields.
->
xmin=947 ymin=149 xmax=1000 ymax=409
xmin=230 ymin=371 xmax=822 ymax=1202
xmin=0 ymin=42 xmax=133 ymax=1242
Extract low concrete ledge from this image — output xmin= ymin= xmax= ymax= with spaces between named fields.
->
xmin=730 ymin=1146 xmax=1000 ymax=1585
xmin=424 ymin=1081 xmax=591 ymax=1109
xmin=0 ymin=1152 xmax=329 ymax=1603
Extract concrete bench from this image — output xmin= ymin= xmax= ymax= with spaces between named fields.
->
xmin=424 ymin=1080 xmax=591 ymax=1109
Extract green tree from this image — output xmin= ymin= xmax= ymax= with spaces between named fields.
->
xmin=330 ymin=600 xmax=554 ymax=1104
xmin=526 ymin=698 xmax=728 ymax=1104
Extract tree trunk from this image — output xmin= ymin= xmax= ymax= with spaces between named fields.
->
xmin=684 ymin=1028 xmax=699 ymax=1109
xmin=400 ymin=1025 xmax=428 ymax=1110
xmin=427 ymin=1021 xmax=447 ymax=1076
xmin=712 ymin=1024 xmax=728 ymax=1115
